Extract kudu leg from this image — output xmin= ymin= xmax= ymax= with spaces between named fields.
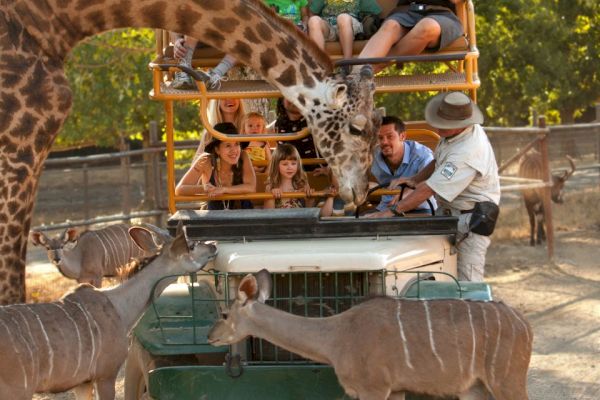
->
xmin=94 ymin=378 xmax=117 ymax=400
xmin=72 ymin=382 xmax=93 ymax=400
xmin=458 ymin=381 xmax=490 ymax=400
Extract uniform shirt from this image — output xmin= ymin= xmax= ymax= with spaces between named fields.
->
xmin=371 ymin=140 xmax=437 ymax=211
xmin=426 ymin=124 xmax=500 ymax=211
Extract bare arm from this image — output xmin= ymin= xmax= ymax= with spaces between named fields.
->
xmin=174 ymin=154 xmax=212 ymax=196
xmin=217 ymin=151 xmax=257 ymax=195
xmin=368 ymin=182 xmax=435 ymax=218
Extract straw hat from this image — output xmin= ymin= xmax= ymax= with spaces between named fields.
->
xmin=425 ymin=92 xmax=483 ymax=129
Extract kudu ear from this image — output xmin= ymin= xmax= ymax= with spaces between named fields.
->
xmin=29 ymin=230 xmax=47 ymax=246
xmin=129 ymin=227 xmax=162 ymax=253
xmin=141 ymin=223 xmax=172 ymax=247
xmin=255 ymin=269 xmax=272 ymax=304
xmin=62 ymin=228 xmax=78 ymax=243
xmin=168 ymin=229 xmax=190 ymax=258
xmin=326 ymin=83 xmax=347 ymax=109
xmin=237 ymin=274 xmax=258 ymax=305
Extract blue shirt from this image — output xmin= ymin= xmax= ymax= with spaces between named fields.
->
xmin=371 ymin=140 xmax=437 ymax=212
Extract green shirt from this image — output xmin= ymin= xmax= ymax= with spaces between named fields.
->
xmin=264 ymin=0 xmax=308 ymax=24
xmin=309 ymin=0 xmax=382 ymax=19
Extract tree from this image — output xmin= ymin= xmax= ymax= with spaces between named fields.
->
xmin=476 ymin=0 xmax=600 ymax=125
xmin=60 ymin=29 xmax=200 ymax=149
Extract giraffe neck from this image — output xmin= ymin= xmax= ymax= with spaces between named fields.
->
xmin=12 ymin=0 xmax=333 ymax=108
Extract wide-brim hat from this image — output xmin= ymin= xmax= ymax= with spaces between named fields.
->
xmin=425 ymin=92 xmax=484 ymax=129
xmin=204 ymin=137 xmax=249 ymax=154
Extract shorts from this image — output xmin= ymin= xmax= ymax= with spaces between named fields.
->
xmin=386 ymin=8 xmax=463 ymax=50
xmin=324 ymin=15 xmax=364 ymax=41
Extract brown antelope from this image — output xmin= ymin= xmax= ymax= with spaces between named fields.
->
xmin=519 ymin=151 xmax=576 ymax=246
xmin=208 ymin=270 xmax=533 ymax=400
xmin=30 ymin=223 xmax=171 ymax=287
xmin=0 ymin=225 xmax=217 ymax=400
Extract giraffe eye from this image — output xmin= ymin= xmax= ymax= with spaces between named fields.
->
xmin=349 ymin=125 xmax=363 ymax=136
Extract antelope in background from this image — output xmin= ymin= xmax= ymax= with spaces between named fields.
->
xmin=0 ymin=225 xmax=217 ymax=400
xmin=208 ymin=270 xmax=533 ymax=400
xmin=30 ymin=223 xmax=171 ymax=287
xmin=519 ymin=151 xmax=576 ymax=246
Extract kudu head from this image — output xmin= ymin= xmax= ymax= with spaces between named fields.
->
xmin=208 ymin=269 xmax=272 ymax=346
xmin=550 ymin=156 xmax=576 ymax=204
xmin=30 ymin=228 xmax=79 ymax=267
xmin=128 ymin=224 xmax=218 ymax=278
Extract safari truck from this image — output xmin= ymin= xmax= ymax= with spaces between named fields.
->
xmin=125 ymin=1 xmax=489 ymax=399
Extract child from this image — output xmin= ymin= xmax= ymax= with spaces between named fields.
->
xmin=308 ymin=0 xmax=381 ymax=61
xmin=264 ymin=144 xmax=336 ymax=216
xmin=242 ymin=112 xmax=272 ymax=173
xmin=264 ymin=0 xmax=310 ymax=31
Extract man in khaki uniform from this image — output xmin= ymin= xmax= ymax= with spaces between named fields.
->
xmin=371 ymin=92 xmax=500 ymax=281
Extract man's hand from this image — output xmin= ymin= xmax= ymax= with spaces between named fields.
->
xmin=367 ymin=209 xmax=394 ymax=218
xmin=389 ymin=176 xmax=416 ymax=189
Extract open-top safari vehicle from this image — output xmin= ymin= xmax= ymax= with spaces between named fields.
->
xmin=125 ymin=1 xmax=489 ymax=399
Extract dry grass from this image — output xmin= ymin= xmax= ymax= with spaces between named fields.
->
xmin=26 ymin=270 xmax=119 ymax=303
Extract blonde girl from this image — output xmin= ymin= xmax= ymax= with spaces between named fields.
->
xmin=264 ymin=144 xmax=335 ymax=216
xmin=242 ymin=112 xmax=272 ymax=172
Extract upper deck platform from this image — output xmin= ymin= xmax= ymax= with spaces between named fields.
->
xmin=149 ymin=0 xmax=479 ymax=101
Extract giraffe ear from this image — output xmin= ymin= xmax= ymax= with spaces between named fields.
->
xmin=327 ymin=84 xmax=347 ymax=109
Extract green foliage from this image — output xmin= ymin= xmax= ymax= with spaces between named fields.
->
xmin=60 ymin=1 xmax=599 ymax=148
xmin=476 ymin=0 xmax=600 ymax=125
xmin=60 ymin=29 xmax=200 ymax=148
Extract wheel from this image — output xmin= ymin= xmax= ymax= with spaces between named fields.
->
xmin=124 ymin=337 xmax=154 ymax=400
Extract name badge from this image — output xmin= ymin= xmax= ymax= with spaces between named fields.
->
xmin=440 ymin=162 xmax=457 ymax=180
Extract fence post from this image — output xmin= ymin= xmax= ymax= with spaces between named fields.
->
xmin=149 ymin=121 xmax=164 ymax=226
xmin=120 ymin=136 xmax=131 ymax=223
xmin=538 ymin=116 xmax=554 ymax=260
xmin=82 ymin=163 xmax=89 ymax=226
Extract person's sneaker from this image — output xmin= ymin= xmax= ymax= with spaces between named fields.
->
xmin=205 ymin=70 xmax=227 ymax=90
xmin=171 ymin=71 xmax=195 ymax=90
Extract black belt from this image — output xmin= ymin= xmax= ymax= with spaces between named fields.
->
xmin=460 ymin=209 xmax=474 ymax=214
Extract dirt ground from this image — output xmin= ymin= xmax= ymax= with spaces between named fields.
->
xmin=28 ymin=169 xmax=600 ymax=400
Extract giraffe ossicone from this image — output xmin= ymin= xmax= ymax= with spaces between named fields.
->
xmin=0 ymin=0 xmax=380 ymax=304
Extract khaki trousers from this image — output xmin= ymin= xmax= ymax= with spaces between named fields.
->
xmin=439 ymin=209 xmax=492 ymax=282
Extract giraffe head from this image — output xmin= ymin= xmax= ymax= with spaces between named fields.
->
xmin=298 ymin=67 xmax=381 ymax=211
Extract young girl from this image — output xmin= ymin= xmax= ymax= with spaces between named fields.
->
xmin=264 ymin=144 xmax=335 ymax=216
xmin=243 ymin=112 xmax=272 ymax=173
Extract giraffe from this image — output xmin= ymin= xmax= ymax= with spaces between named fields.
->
xmin=0 ymin=0 xmax=381 ymax=304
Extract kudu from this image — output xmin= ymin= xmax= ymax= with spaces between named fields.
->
xmin=208 ymin=270 xmax=533 ymax=400
xmin=0 ymin=225 xmax=217 ymax=400
xmin=30 ymin=223 xmax=170 ymax=287
xmin=519 ymin=151 xmax=576 ymax=246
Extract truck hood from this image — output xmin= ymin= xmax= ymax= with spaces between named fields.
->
xmin=208 ymin=236 xmax=451 ymax=273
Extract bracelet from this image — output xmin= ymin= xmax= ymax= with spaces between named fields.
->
xmin=390 ymin=206 xmax=405 ymax=217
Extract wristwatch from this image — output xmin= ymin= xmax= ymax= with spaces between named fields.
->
xmin=390 ymin=206 xmax=405 ymax=217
